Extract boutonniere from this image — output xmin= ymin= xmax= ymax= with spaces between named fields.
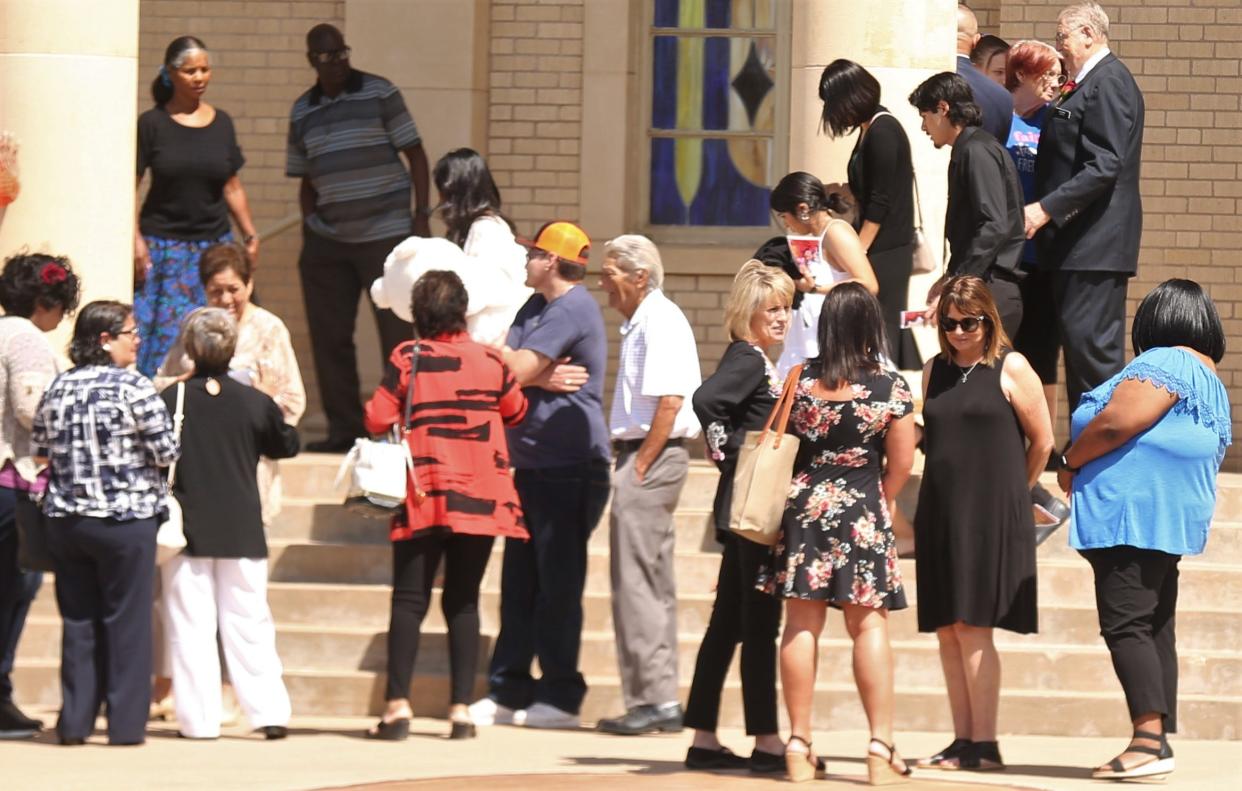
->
xmin=1057 ymin=79 xmax=1078 ymax=105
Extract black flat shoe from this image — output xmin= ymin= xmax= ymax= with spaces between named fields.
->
xmin=449 ymin=720 xmax=476 ymax=740
xmin=366 ymin=717 xmax=410 ymax=741
xmin=749 ymin=748 xmax=786 ymax=773
xmin=916 ymin=738 xmax=971 ymax=769
xmin=260 ymin=726 xmax=288 ymax=740
xmin=955 ymin=740 xmax=1005 ymax=771
xmin=684 ymin=745 xmax=748 ymax=770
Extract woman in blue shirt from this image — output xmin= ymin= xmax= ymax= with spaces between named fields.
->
xmin=1058 ymin=280 xmax=1230 ymax=783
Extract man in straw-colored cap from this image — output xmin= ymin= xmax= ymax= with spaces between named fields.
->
xmin=469 ymin=221 xmax=611 ymax=731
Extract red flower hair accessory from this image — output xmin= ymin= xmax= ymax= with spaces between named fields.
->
xmin=40 ymin=262 xmax=68 ymax=285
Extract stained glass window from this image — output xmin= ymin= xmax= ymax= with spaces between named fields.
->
xmin=649 ymin=0 xmax=777 ymax=227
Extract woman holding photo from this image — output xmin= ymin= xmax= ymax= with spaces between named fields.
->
xmin=769 ymin=172 xmax=878 ymax=377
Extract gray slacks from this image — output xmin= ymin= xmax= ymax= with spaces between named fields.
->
xmin=609 ymin=442 xmax=689 ymax=709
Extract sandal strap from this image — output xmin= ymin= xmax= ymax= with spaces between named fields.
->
xmin=869 ymin=738 xmax=897 ymax=759
xmin=1125 ymin=744 xmax=1165 ymax=757
xmin=1132 ymin=730 xmax=1165 ymax=742
xmin=788 ymin=734 xmax=812 ymax=751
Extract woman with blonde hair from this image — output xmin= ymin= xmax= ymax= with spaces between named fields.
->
xmin=913 ymin=275 xmax=1053 ymax=771
xmin=683 ymin=261 xmax=793 ymax=772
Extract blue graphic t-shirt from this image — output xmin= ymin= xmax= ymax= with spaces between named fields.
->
xmin=1006 ymin=106 xmax=1050 ymax=268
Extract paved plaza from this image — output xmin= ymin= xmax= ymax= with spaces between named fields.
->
xmin=3 ymin=710 xmax=1234 ymax=790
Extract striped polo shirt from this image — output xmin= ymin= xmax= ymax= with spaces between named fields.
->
xmin=287 ymin=70 xmax=420 ymax=244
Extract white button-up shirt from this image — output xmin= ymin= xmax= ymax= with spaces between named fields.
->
xmin=609 ymin=289 xmax=702 ymax=441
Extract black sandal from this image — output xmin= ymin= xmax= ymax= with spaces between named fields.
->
xmin=956 ymin=740 xmax=1005 ymax=771
xmin=366 ymin=716 xmax=410 ymax=741
xmin=915 ymin=737 xmax=971 ymax=769
xmin=1091 ymin=730 xmax=1174 ymax=780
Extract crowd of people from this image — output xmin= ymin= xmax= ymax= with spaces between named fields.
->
xmin=0 ymin=3 xmax=1232 ymax=787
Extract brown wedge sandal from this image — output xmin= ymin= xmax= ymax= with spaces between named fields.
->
xmin=867 ymin=738 xmax=913 ymax=786
xmin=785 ymin=735 xmax=828 ymax=783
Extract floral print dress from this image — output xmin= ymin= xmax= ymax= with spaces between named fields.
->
xmin=757 ymin=365 xmax=913 ymax=609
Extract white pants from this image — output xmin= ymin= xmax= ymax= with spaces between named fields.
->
xmin=161 ymin=556 xmax=291 ymax=738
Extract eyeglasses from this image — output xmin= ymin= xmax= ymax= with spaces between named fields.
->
xmin=1039 ymin=71 xmax=1068 ymax=86
xmin=941 ymin=315 xmax=988 ymax=333
xmin=1054 ymin=27 xmax=1085 ymax=45
xmin=115 ymin=328 xmax=141 ymax=339
xmin=309 ymin=47 xmax=351 ymax=65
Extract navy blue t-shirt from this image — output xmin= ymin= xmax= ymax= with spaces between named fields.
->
xmin=505 ymin=285 xmax=611 ymax=469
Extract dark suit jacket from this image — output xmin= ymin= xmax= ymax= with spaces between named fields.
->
xmin=957 ymin=55 xmax=1014 ymax=143
xmin=1033 ymin=52 xmax=1145 ymax=274
xmin=945 ymin=126 xmax=1026 ymax=279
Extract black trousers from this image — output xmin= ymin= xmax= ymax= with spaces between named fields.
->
xmin=385 ymin=531 xmax=494 ymax=704
xmin=49 ymin=515 xmax=156 ymax=744
xmin=984 ymin=271 xmax=1023 ymax=341
xmin=870 ymin=244 xmax=922 ymax=370
xmin=488 ymin=460 xmax=611 ymax=714
xmin=683 ymin=534 xmax=781 ymax=735
xmin=1081 ymin=545 xmax=1180 ymax=733
xmin=298 ymin=227 xmax=413 ymax=443
xmin=0 ymin=487 xmax=41 ymax=703
xmin=1054 ymin=270 xmax=1129 ymax=415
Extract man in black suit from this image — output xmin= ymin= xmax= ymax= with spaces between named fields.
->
xmin=909 ymin=72 xmax=1026 ymax=337
xmin=956 ymin=5 xmax=1013 ymax=143
xmin=1026 ymin=2 xmax=1144 ymax=414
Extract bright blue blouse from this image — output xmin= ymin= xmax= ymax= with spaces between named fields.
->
xmin=1069 ymin=347 xmax=1232 ymax=556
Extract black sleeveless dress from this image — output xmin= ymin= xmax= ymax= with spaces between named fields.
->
xmin=914 ymin=352 xmax=1037 ymax=634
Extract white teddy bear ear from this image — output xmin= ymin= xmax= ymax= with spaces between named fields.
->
xmin=370 ymin=277 xmax=390 ymax=309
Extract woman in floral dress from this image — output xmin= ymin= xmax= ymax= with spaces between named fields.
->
xmin=757 ymin=283 xmax=916 ymax=784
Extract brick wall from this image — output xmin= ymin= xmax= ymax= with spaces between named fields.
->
xmin=138 ymin=0 xmax=345 ymax=429
xmin=998 ymin=1 xmax=1242 ymax=469
xmin=970 ymin=0 xmax=1004 ymax=34
xmin=487 ymin=0 xmax=584 ymax=231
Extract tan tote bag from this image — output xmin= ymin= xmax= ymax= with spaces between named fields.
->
xmin=728 ymin=364 xmax=803 ymax=545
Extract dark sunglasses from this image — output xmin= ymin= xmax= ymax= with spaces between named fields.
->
xmin=941 ymin=315 xmax=988 ymax=332
xmin=309 ymin=47 xmax=351 ymax=65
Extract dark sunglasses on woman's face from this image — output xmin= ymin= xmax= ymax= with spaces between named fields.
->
xmin=941 ymin=315 xmax=988 ymax=333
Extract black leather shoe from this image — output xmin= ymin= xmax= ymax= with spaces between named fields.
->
xmin=685 ymin=745 xmax=748 ymax=770
xmin=596 ymin=704 xmax=683 ymax=735
xmin=260 ymin=725 xmax=288 ymax=740
xmin=0 ymin=699 xmax=43 ymax=737
xmin=749 ymin=748 xmax=786 ymax=773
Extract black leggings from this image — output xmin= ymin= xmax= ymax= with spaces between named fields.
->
xmin=385 ymin=531 xmax=494 ymax=704
xmin=683 ymin=535 xmax=781 ymax=734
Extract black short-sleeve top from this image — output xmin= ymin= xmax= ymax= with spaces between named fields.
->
xmin=137 ymin=108 xmax=244 ymax=240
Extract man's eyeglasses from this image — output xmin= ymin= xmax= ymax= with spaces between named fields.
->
xmin=309 ymin=47 xmax=351 ymax=65
xmin=941 ymin=315 xmax=988 ymax=333
xmin=1054 ymin=27 xmax=1086 ymax=45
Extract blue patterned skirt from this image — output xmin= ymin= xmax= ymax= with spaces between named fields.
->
xmin=133 ymin=235 xmax=228 ymax=378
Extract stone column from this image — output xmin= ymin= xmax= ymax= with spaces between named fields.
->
xmin=789 ymin=0 xmax=957 ymax=358
xmin=0 ymin=0 xmax=139 ymax=326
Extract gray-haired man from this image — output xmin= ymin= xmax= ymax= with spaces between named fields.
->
xmin=595 ymin=235 xmax=701 ymax=735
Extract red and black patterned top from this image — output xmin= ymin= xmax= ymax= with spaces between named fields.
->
xmin=364 ymin=333 xmax=529 ymax=542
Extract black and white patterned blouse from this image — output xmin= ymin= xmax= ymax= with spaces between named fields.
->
xmin=32 ymin=365 xmax=180 ymax=521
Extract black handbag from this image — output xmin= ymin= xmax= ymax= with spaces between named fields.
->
xmin=15 ymin=491 xmax=54 ymax=572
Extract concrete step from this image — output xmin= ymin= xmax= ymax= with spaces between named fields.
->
xmin=258 ymin=538 xmax=1242 ymax=610
xmin=270 ymin=499 xmax=720 ymax=554
xmin=22 ymin=616 xmax=1237 ymax=701
xmin=24 ymin=582 xmax=1242 ymax=654
xmin=12 ymin=660 xmax=1240 ymax=740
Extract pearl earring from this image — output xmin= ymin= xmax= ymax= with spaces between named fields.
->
xmin=102 ymin=343 xmax=112 ymax=351
xmin=798 ymin=212 xmax=811 ymax=221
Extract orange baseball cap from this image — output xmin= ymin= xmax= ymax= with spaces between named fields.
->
xmin=519 ymin=221 xmax=590 ymax=265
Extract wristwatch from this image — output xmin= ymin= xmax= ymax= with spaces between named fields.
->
xmin=1059 ymin=453 xmax=1081 ymax=474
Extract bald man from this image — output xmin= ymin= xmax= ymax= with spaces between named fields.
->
xmin=286 ymin=23 xmax=431 ymax=452
xmin=956 ymin=5 xmax=1014 ymax=142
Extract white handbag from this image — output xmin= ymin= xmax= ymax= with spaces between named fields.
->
xmin=155 ymin=382 xmax=188 ymax=565
xmin=334 ymin=344 xmax=424 ymax=518
xmin=911 ymin=168 xmax=941 ymax=275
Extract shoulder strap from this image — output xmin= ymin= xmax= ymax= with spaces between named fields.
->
xmin=167 ymin=382 xmax=185 ymax=486
xmin=760 ymin=363 xmax=803 ymax=449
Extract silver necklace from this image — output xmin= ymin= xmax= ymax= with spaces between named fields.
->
xmin=955 ymin=360 xmax=981 ymax=383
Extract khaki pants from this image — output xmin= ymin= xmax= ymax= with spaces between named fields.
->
xmin=608 ymin=442 xmax=689 ymax=709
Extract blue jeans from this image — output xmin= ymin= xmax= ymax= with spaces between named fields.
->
xmin=0 ymin=486 xmax=41 ymax=702
xmin=487 ymin=459 xmax=610 ymax=714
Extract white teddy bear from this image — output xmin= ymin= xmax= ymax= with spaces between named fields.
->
xmin=370 ymin=221 xmax=530 ymax=347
